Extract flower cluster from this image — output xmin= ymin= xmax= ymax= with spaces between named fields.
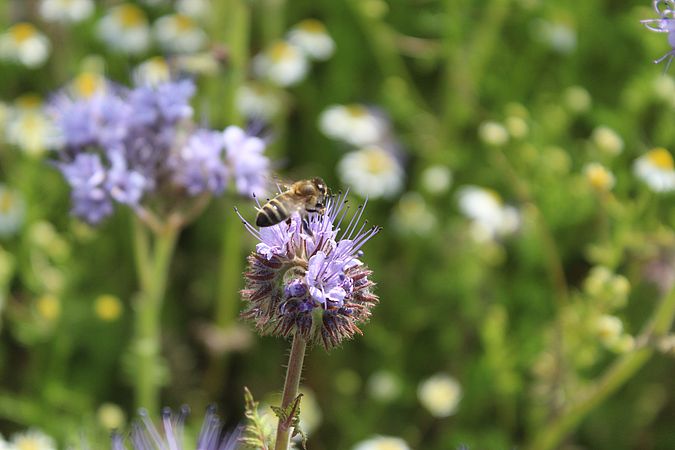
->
xmin=238 ymin=192 xmax=380 ymax=349
xmin=252 ymin=19 xmax=335 ymax=88
xmin=50 ymin=77 xmax=269 ymax=224
xmin=642 ymin=0 xmax=675 ymax=70
xmin=112 ymin=406 xmax=240 ymax=450
xmin=319 ymin=104 xmax=405 ymax=199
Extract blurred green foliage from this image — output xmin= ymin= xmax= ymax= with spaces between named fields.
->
xmin=0 ymin=0 xmax=674 ymax=449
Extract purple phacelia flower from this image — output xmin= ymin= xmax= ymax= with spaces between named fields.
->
xmin=223 ymin=126 xmax=269 ymax=197
xmin=170 ymin=129 xmax=228 ymax=196
xmin=238 ymin=192 xmax=380 ymax=349
xmin=49 ymin=75 xmax=271 ymax=226
xmin=112 ymin=406 xmax=240 ymax=450
xmin=642 ymin=0 xmax=675 ymax=70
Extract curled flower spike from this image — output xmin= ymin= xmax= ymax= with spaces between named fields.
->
xmin=112 ymin=405 xmax=240 ymax=450
xmin=237 ymin=192 xmax=381 ymax=349
xmin=642 ymin=0 xmax=675 ymax=71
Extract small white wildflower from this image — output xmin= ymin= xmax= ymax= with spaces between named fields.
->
xmin=319 ymin=104 xmax=387 ymax=147
xmin=0 ymin=23 xmax=51 ymax=68
xmin=583 ymin=162 xmax=615 ymax=191
xmin=420 ymin=164 xmax=452 ymax=195
xmin=563 ymin=85 xmax=592 ymax=113
xmin=236 ymin=82 xmax=283 ymax=120
xmin=69 ymin=71 xmax=107 ymax=98
xmin=633 ymin=148 xmax=675 ymax=193
xmin=97 ymin=4 xmax=150 ymax=55
xmin=5 ymin=96 xmax=61 ymax=157
xmin=338 ymin=146 xmax=404 ymax=199
xmin=10 ymin=429 xmax=57 ymax=450
xmin=478 ymin=121 xmax=509 ymax=146
xmin=532 ymin=19 xmax=577 ymax=54
xmin=176 ymin=0 xmax=210 ymax=19
xmin=97 ymin=403 xmax=126 ymax=430
xmin=352 ymin=436 xmax=411 ymax=450
xmin=505 ymin=116 xmax=529 ymax=139
xmin=39 ymin=0 xmax=94 ymax=24
xmin=367 ymin=370 xmax=402 ymax=402
xmin=417 ymin=373 xmax=462 ymax=418
xmin=595 ymin=314 xmax=623 ymax=346
xmin=0 ymin=184 xmax=26 ymax=238
xmin=391 ymin=192 xmax=437 ymax=236
xmin=153 ymin=14 xmax=207 ymax=54
xmin=133 ymin=57 xmax=171 ymax=87
xmin=287 ymin=19 xmax=335 ymax=61
xmin=591 ymin=126 xmax=623 ymax=155
xmin=457 ymin=186 xmax=519 ymax=242
xmin=252 ymin=40 xmax=308 ymax=87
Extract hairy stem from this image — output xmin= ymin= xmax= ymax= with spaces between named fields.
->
xmin=132 ymin=221 xmax=179 ymax=416
xmin=274 ymin=334 xmax=307 ymax=450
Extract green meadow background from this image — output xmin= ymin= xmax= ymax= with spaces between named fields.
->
xmin=0 ymin=0 xmax=674 ymax=449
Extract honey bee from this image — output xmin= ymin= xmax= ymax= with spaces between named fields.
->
xmin=256 ymin=177 xmax=329 ymax=227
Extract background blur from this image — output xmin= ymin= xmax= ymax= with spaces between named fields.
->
xmin=0 ymin=0 xmax=674 ymax=449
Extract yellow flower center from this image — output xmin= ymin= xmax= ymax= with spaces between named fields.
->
xmin=15 ymin=437 xmax=42 ymax=450
xmin=346 ymin=104 xmax=368 ymax=118
xmin=0 ymin=190 xmax=14 ymax=213
xmin=37 ymin=294 xmax=61 ymax=321
xmin=646 ymin=147 xmax=674 ymax=170
xmin=174 ymin=14 xmax=195 ymax=31
xmin=95 ymin=294 xmax=123 ymax=321
xmin=298 ymin=19 xmax=326 ymax=34
xmin=269 ymin=41 xmax=293 ymax=62
xmin=585 ymin=164 xmax=613 ymax=190
xmin=363 ymin=147 xmax=394 ymax=174
xmin=73 ymin=72 xmax=104 ymax=98
xmin=116 ymin=4 xmax=146 ymax=27
xmin=10 ymin=23 xmax=37 ymax=43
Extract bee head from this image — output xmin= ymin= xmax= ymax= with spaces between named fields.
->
xmin=312 ymin=177 xmax=328 ymax=196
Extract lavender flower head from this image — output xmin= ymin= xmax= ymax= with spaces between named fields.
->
xmin=49 ymin=77 xmax=270 ymax=225
xmin=642 ymin=0 xmax=675 ymax=70
xmin=238 ymin=192 xmax=380 ymax=349
xmin=112 ymin=406 xmax=240 ymax=450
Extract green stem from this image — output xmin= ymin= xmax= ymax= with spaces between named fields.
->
xmin=261 ymin=0 xmax=285 ymax=46
xmin=217 ymin=212 xmax=243 ymax=327
xmin=132 ymin=222 xmax=180 ymax=416
xmin=525 ymin=286 xmax=675 ymax=450
xmin=274 ymin=334 xmax=307 ymax=450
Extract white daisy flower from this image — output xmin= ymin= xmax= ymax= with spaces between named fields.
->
xmin=252 ymin=40 xmax=308 ymax=87
xmin=97 ymin=4 xmax=150 ymax=55
xmin=352 ymin=436 xmax=411 ymax=450
xmin=634 ymin=148 xmax=675 ymax=193
xmin=153 ymin=14 xmax=207 ymax=54
xmin=319 ymin=104 xmax=387 ymax=147
xmin=69 ymin=71 xmax=107 ymax=98
xmin=5 ymin=95 xmax=61 ymax=157
xmin=478 ymin=120 xmax=509 ymax=146
xmin=0 ymin=184 xmax=26 ymax=238
xmin=391 ymin=192 xmax=437 ymax=236
xmin=583 ymin=162 xmax=615 ymax=191
xmin=591 ymin=126 xmax=623 ymax=155
xmin=287 ymin=19 xmax=335 ymax=61
xmin=10 ymin=429 xmax=56 ymax=450
xmin=420 ymin=164 xmax=452 ymax=195
xmin=417 ymin=373 xmax=462 ymax=418
xmin=133 ymin=56 xmax=171 ymax=87
xmin=39 ymin=0 xmax=95 ymax=24
xmin=236 ymin=82 xmax=283 ymax=120
xmin=176 ymin=0 xmax=210 ymax=20
xmin=457 ymin=185 xmax=519 ymax=242
xmin=0 ymin=23 xmax=51 ymax=68
xmin=338 ymin=146 xmax=404 ymax=199
xmin=366 ymin=370 xmax=402 ymax=402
